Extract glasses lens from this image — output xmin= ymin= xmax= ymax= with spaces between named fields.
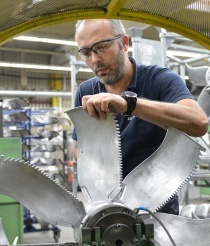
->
xmin=79 ymin=48 xmax=91 ymax=59
xmin=78 ymin=35 xmax=122 ymax=59
xmin=92 ymin=40 xmax=111 ymax=54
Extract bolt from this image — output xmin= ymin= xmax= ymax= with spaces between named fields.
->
xmin=115 ymin=224 xmax=121 ymax=229
xmin=122 ymin=209 xmax=129 ymax=214
xmin=100 ymin=210 xmax=107 ymax=217
xmin=132 ymin=238 xmax=138 ymax=245
xmin=100 ymin=242 xmax=106 ymax=246
xmin=91 ymin=242 xmax=98 ymax=246
xmin=140 ymin=235 xmax=148 ymax=244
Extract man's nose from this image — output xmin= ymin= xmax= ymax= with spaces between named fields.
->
xmin=90 ymin=50 xmax=102 ymax=63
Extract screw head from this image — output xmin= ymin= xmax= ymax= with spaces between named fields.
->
xmin=115 ymin=224 xmax=121 ymax=229
xmin=100 ymin=210 xmax=107 ymax=217
xmin=133 ymin=238 xmax=138 ymax=245
xmin=91 ymin=242 xmax=98 ymax=246
xmin=122 ymin=209 xmax=129 ymax=214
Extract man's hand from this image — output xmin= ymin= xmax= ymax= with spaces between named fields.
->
xmin=82 ymin=93 xmax=127 ymax=119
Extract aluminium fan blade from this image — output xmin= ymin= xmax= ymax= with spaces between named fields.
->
xmin=0 ymin=156 xmax=86 ymax=228
xmin=0 ymin=218 xmax=8 ymax=245
xmin=10 ymin=112 xmax=29 ymax=122
xmin=144 ymin=212 xmax=210 ymax=246
xmin=66 ymin=107 xmax=123 ymax=203
xmin=197 ymin=85 xmax=210 ymax=117
xmin=185 ymin=64 xmax=208 ymax=86
xmin=119 ymin=127 xmax=204 ymax=211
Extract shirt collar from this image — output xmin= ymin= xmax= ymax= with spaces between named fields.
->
xmin=126 ymin=57 xmax=138 ymax=90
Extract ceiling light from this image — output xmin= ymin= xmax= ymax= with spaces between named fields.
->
xmin=14 ymin=36 xmax=77 ymax=46
xmin=166 ymin=50 xmax=204 ymax=58
xmin=0 ymin=62 xmax=92 ymax=72
xmin=128 ymin=47 xmax=204 ymax=58
xmin=15 ymin=36 xmax=206 ymax=58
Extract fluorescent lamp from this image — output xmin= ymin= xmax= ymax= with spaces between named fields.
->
xmin=128 ymin=47 xmax=203 ymax=58
xmin=14 ymin=36 xmax=77 ymax=46
xmin=14 ymin=36 xmax=205 ymax=58
xmin=0 ymin=62 xmax=92 ymax=72
xmin=166 ymin=50 xmax=204 ymax=58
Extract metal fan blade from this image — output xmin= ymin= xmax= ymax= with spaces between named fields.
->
xmin=0 ymin=156 xmax=86 ymax=228
xmin=119 ymin=127 xmax=204 ymax=211
xmin=197 ymin=85 xmax=210 ymax=117
xmin=144 ymin=212 xmax=210 ymax=246
xmin=65 ymin=107 xmax=122 ymax=203
xmin=10 ymin=112 xmax=29 ymax=122
xmin=0 ymin=218 xmax=8 ymax=245
xmin=2 ymin=98 xmax=28 ymax=109
xmin=186 ymin=63 xmax=208 ymax=86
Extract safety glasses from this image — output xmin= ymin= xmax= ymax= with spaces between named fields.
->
xmin=78 ymin=35 xmax=122 ymax=60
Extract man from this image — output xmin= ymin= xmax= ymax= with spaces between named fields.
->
xmin=72 ymin=19 xmax=208 ymax=215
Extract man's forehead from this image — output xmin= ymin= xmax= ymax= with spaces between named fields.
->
xmin=78 ymin=19 xmax=111 ymax=31
xmin=76 ymin=20 xmax=113 ymax=46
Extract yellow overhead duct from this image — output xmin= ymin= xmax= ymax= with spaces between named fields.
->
xmin=0 ymin=0 xmax=209 ymax=49
xmin=50 ymin=73 xmax=62 ymax=107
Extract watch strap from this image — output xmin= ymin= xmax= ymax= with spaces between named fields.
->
xmin=121 ymin=91 xmax=137 ymax=116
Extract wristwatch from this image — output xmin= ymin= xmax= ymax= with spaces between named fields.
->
xmin=121 ymin=91 xmax=138 ymax=116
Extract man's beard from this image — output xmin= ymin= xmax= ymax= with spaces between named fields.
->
xmin=93 ymin=50 xmax=126 ymax=85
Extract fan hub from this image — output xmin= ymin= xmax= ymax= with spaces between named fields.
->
xmin=81 ymin=204 xmax=158 ymax=246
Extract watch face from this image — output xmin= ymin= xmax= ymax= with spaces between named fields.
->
xmin=124 ymin=91 xmax=137 ymax=98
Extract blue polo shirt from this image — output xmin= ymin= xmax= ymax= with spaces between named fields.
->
xmin=72 ymin=57 xmax=193 ymax=177
xmin=72 ymin=57 xmax=193 ymax=214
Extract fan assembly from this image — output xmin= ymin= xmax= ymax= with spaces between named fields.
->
xmin=0 ymin=107 xmax=210 ymax=246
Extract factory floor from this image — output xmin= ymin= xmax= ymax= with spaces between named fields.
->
xmin=24 ymin=226 xmax=74 ymax=244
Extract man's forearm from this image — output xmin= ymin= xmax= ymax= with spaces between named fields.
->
xmin=133 ymin=98 xmax=208 ymax=137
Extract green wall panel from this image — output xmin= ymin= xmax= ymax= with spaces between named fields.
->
xmin=0 ymin=137 xmax=23 ymax=244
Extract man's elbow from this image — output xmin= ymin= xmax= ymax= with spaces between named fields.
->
xmin=193 ymin=116 xmax=209 ymax=137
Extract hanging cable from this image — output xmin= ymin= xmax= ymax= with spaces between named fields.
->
xmin=135 ymin=206 xmax=177 ymax=246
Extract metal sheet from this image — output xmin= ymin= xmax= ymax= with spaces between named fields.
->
xmin=66 ymin=107 xmax=122 ymax=203
xmin=145 ymin=212 xmax=210 ymax=246
xmin=197 ymin=85 xmax=210 ymax=117
xmin=0 ymin=156 xmax=86 ymax=228
xmin=120 ymin=127 xmax=204 ymax=211
xmin=186 ymin=64 xmax=208 ymax=86
xmin=0 ymin=218 xmax=9 ymax=245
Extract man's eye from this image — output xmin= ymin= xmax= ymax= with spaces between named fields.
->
xmin=81 ymin=49 xmax=90 ymax=56
xmin=94 ymin=42 xmax=108 ymax=51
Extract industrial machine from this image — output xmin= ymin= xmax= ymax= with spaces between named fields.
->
xmin=0 ymin=105 xmax=210 ymax=245
xmin=0 ymin=0 xmax=210 ymax=244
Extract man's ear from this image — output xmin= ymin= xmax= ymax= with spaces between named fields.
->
xmin=123 ymin=35 xmax=129 ymax=51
